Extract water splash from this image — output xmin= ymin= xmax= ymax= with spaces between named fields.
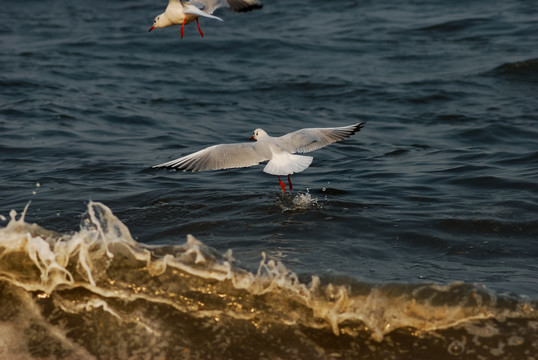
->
xmin=279 ymin=189 xmax=321 ymax=212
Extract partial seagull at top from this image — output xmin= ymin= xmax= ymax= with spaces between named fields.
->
xmin=149 ymin=0 xmax=263 ymax=39
xmin=153 ymin=122 xmax=366 ymax=192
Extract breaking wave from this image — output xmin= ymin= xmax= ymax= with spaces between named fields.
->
xmin=0 ymin=202 xmax=536 ymax=360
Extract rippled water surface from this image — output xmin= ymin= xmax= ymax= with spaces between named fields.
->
xmin=1 ymin=0 xmax=537 ymax=359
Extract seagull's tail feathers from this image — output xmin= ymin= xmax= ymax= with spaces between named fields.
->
xmin=263 ymin=153 xmax=313 ymax=176
xmin=184 ymin=8 xmax=223 ymax=21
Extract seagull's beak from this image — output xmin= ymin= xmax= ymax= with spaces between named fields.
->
xmin=250 ymin=136 xmax=255 ymax=141
xmin=148 ymin=25 xmax=155 ymax=32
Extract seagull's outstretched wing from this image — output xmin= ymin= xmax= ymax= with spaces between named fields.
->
xmin=189 ymin=0 xmax=263 ymax=15
xmin=277 ymin=122 xmax=366 ymax=154
xmin=153 ymin=142 xmax=270 ymax=172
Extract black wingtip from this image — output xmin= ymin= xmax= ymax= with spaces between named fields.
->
xmin=235 ymin=3 xmax=263 ymax=13
xmin=353 ymin=121 xmax=366 ymax=134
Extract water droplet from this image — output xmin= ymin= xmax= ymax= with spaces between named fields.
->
xmin=447 ymin=340 xmax=465 ymax=355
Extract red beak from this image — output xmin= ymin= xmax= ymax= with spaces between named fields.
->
xmin=148 ymin=25 xmax=155 ymax=32
xmin=250 ymin=136 xmax=255 ymax=141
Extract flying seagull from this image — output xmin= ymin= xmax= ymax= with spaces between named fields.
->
xmin=149 ymin=0 xmax=263 ymax=39
xmin=153 ymin=122 xmax=366 ymax=192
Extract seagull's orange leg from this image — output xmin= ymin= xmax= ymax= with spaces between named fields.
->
xmin=287 ymin=175 xmax=293 ymax=190
xmin=278 ymin=176 xmax=287 ymax=192
xmin=196 ymin=18 xmax=204 ymax=38
xmin=181 ymin=18 xmax=187 ymax=39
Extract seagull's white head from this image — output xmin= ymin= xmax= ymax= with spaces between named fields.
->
xmin=149 ymin=14 xmax=170 ymax=32
xmin=250 ymin=128 xmax=268 ymax=141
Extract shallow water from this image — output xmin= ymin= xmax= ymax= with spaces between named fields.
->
xmin=1 ymin=0 xmax=537 ymax=359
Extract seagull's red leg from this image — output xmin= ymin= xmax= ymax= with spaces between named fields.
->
xmin=196 ymin=18 xmax=204 ymax=38
xmin=181 ymin=18 xmax=187 ymax=39
xmin=278 ymin=176 xmax=287 ymax=192
xmin=287 ymin=175 xmax=293 ymax=190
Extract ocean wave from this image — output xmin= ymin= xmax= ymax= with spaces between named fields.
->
xmin=484 ymin=58 xmax=538 ymax=83
xmin=416 ymin=17 xmax=495 ymax=35
xmin=0 ymin=202 xmax=536 ymax=359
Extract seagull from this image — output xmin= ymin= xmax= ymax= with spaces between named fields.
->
xmin=153 ymin=122 xmax=366 ymax=192
xmin=148 ymin=0 xmax=263 ymax=39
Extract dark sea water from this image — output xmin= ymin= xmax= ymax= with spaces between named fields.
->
xmin=1 ymin=0 xmax=537 ymax=359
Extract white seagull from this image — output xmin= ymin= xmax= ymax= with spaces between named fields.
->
xmin=153 ymin=122 xmax=366 ymax=192
xmin=148 ymin=0 xmax=263 ymax=39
